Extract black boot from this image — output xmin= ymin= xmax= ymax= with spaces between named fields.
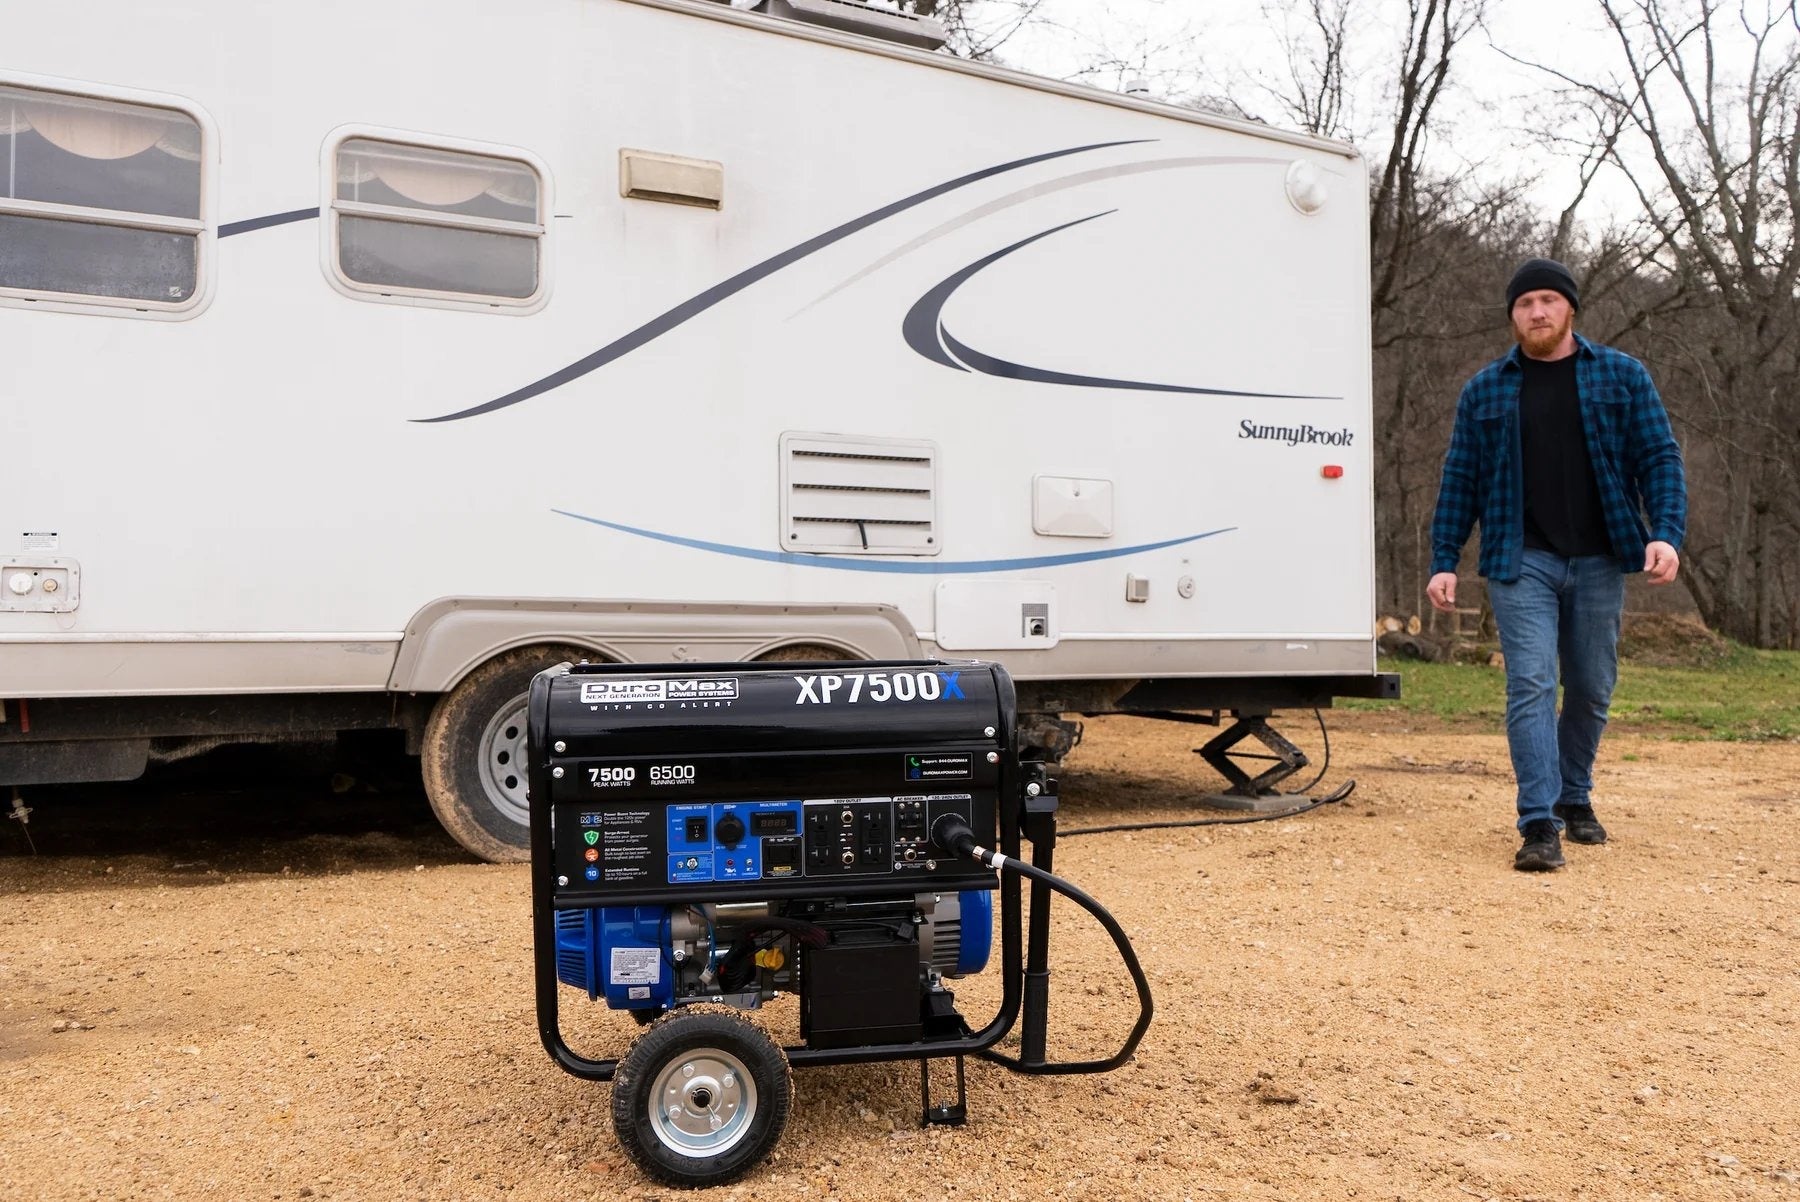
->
xmin=1514 ymin=818 xmax=1565 ymax=871
xmin=1554 ymin=803 xmax=1608 ymax=845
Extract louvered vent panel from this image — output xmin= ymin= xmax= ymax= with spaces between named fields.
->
xmin=780 ymin=433 xmax=940 ymax=556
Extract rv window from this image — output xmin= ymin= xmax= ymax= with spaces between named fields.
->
xmin=330 ymin=138 xmax=544 ymax=306
xmin=0 ymin=84 xmax=204 ymax=308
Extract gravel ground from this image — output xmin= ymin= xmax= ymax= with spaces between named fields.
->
xmin=3 ymin=713 xmax=1798 ymax=1202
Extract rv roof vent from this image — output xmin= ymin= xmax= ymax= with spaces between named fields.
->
xmin=781 ymin=433 xmax=941 ymax=556
xmin=753 ymin=0 xmax=947 ymax=51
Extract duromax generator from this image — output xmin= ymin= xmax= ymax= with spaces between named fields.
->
xmin=527 ymin=660 xmax=1152 ymax=1187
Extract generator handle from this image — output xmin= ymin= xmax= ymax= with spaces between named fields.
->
xmin=1019 ymin=766 xmax=1057 ymax=1065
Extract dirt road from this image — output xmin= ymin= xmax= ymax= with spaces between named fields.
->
xmin=3 ymin=714 xmax=1797 ymax=1201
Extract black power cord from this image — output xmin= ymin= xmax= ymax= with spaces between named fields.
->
xmin=1293 ymin=707 xmax=1332 ymax=795
xmin=1061 ymin=708 xmax=1354 ymax=838
xmin=1058 ymin=779 xmax=1356 ymax=836
xmin=931 ymin=815 xmax=1152 ymax=1073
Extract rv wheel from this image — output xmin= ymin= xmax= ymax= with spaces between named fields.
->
xmin=611 ymin=1007 xmax=791 ymax=1188
xmin=421 ymin=643 xmax=600 ymax=862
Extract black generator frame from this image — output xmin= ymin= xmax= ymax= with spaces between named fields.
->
xmin=526 ymin=659 xmax=1137 ymax=1093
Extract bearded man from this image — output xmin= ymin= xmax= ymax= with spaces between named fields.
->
xmin=1426 ymin=258 xmax=1687 ymax=871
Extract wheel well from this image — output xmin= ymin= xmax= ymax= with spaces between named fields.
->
xmin=748 ymin=640 xmax=865 ymax=662
xmin=434 ymin=638 xmax=619 ymax=695
xmin=389 ymin=599 xmax=920 ymax=693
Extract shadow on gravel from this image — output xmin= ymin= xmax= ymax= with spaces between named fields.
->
xmin=1056 ymin=766 xmax=1220 ymax=822
xmin=1056 ymin=765 xmax=1363 ymax=824
xmin=1 ymin=737 xmax=474 ymax=887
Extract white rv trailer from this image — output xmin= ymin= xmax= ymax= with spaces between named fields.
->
xmin=0 ymin=0 xmax=1389 ymax=862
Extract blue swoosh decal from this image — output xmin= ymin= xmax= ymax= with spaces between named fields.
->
xmin=553 ymin=510 xmax=1234 ymax=574
xmin=905 ymin=213 xmax=1340 ymax=400
xmin=416 ymin=140 xmax=1153 ymax=424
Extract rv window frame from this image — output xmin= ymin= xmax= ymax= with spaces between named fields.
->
xmin=320 ymin=126 xmax=552 ymax=315
xmin=0 ymin=72 xmax=217 ymax=322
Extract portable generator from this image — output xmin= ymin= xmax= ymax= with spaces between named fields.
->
xmin=527 ymin=659 xmax=1152 ymax=1187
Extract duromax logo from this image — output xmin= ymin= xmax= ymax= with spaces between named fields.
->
xmin=579 ymin=678 xmax=738 ymax=704
xmin=665 ymin=678 xmax=739 ymax=701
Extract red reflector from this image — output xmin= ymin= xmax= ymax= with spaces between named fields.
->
xmin=1321 ymin=465 xmax=1344 ymax=479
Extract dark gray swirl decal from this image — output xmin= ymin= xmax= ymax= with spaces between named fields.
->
xmin=903 ymin=211 xmax=1339 ymax=399
xmin=414 ymin=140 xmax=1152 ymax=423
xmin=218 ymin=208 xmax=320 ymax=238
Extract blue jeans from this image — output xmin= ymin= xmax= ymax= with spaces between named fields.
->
xmin=1486 ymin=549 xmax=1625 ymax=831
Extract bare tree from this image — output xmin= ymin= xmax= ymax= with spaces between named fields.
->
xmin=908 ymin=0 xmax=1054 ymax=60
xmin=1049 ymin=20 xmax=1207 ymax=101
xmin=1260 ymin=0 xmax=1355 ymax=139
xmin=1503 ymin=0 xmax=1800 ymax=646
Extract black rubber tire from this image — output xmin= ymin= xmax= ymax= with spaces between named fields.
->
xmin=420 ymin=643 xmax=599 ymax=863
xmin=611 ymin=1007 xmax=791 ymax=1188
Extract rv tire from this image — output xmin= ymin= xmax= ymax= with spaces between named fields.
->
xmin=421 ymin=643 xmax=599 ymax=863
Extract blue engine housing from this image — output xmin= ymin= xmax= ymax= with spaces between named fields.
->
xmin=554 ymin=892 xmax=993 ymax=1008
xmin=955 ymin=889 xmax=993 ymax=977
xmin=554 ymin=906 xmax=675 ymax=1009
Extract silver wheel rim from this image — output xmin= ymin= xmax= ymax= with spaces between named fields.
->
xmin=476 ymin=693 xmax=531 ymax=828
xmin=647 ymin=1047 xmax=758 ymax=1156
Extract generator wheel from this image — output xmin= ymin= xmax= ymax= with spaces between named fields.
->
xmin=421 ymin=643 xmax=601 ymax=862
xmin=611 ymin=1007 xmax=791 ymax=1188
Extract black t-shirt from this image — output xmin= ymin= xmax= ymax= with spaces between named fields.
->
xmin=1519 ymin=353 xmax=1612 ymax=558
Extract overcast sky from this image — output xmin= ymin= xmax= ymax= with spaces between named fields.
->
xmin=969 ymin=0 xmax=1766 ymax=227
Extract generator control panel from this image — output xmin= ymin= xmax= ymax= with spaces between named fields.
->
xmin=530 ymin=661 xmax=1013 ymax=906
xmin=557 ymin=792 xmax=986 ymax=895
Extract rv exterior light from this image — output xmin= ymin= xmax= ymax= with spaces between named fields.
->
xmin=1321 ymin=465 xmax=1344 ymax=479
xmin=1285 ymin=160 xmax=1329 ymax=215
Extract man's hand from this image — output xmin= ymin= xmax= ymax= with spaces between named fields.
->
xmin=1644 ymin=540 xmax=1680 ymax=585
xmin=1427 ymin=571 xmax=1459 ymax=612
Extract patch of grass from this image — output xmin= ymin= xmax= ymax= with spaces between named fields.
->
xmin=1342 ymin=659 xmax=1508 ymax=724
xmin=1342 ymin=645 xmax=1800 ymax=740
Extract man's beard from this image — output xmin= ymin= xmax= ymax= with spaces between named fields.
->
xmin=1516 ymin=311 xmax=1574 ymax=357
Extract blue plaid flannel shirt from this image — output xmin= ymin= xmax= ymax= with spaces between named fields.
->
xmin=1430 ymin=334 xmax=1686 ymax=582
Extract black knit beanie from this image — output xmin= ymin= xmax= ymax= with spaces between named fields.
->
xmin=1506 ymin=258 xmax=1580 ymax=311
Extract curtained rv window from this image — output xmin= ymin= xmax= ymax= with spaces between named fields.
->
xmin=330 ymin=137 xmax=544 ymax=306
xmin=0 ymin=83 xmax=205 ymax=309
